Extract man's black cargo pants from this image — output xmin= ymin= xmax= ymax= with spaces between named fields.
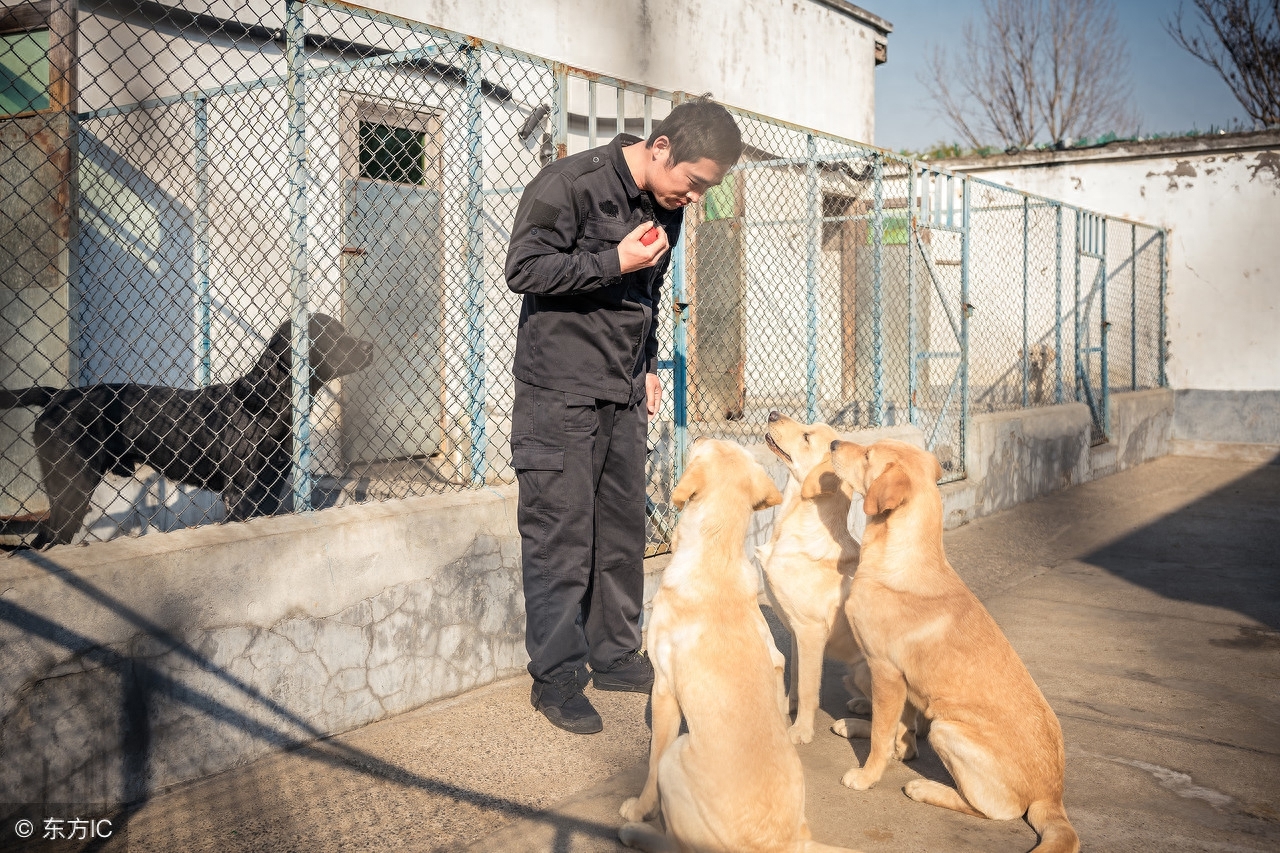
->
xmin=510 ymin=377 xmax=647 ymax=687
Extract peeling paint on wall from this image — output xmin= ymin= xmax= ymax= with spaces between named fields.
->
xmin=1249 ymin=152 xmax=1279 ymax=188
xmin=1147 ymin=160 xmax=1197 ymax=192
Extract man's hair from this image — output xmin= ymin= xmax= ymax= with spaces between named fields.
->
xmin=647 ymin=95 xmax=743 ymax=168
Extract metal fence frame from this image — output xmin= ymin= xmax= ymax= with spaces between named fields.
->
xmin=0 ymin=0 xmax=1168 ymax=552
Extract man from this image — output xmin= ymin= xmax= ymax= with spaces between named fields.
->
xmin=505 ymin=97 xmax=743 ymax=733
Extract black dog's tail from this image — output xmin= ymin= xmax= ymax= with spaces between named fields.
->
xmin=0 ymin=387 xmax=60 ymax=409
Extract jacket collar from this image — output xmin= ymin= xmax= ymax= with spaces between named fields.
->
xmin=608 ymin=133 xmax=645 ymax=200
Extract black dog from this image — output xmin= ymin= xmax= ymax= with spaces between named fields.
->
xmin=1 ymin=314 xmax=373 ymax=547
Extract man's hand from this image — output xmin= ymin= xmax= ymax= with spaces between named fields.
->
xmin=645 ymin=373 xmax=662 ymax=417
xmin=618 ymin=221 xmax=669 ymax=274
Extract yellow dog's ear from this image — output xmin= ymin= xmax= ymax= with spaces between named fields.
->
xmin=671 ymin=457 xmax=706 ymax=510
xmin=800 ymin=458 xmax=843 ymax=500
xmin=864 ymin=463 xmax=911 ymax=516
xmin=751 ymin=465 xmax=784 ymax=510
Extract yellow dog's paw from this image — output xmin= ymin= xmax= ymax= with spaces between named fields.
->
xmin=787 ymin=722 xmax=814 ymax=745
xmin=841 ymin=766 xmax=879 ymax=791
xmin=831 ymin=717 xmax=871 ymax=739
xmin=903 ymin=779 xmax=932 ymax=801
xmin=846 ymin=697 xmax=872 ymax=715
xmin=619 ymin=797 xmax=652 ymax=823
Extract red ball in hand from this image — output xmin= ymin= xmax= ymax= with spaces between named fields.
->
xmin=641 ymin=227 xmax=661 ymax=246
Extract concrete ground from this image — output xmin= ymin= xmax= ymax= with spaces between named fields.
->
xmin=79 ymin=454 xmax=1279 ymax=852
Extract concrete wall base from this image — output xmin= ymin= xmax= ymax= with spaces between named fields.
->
xmin=1 ymin=487 xmax=526 ymax=806
xmin=0 ymin=390 xmax=1180 ymax=807
xmin=939 ymin=389 xmax=1173 ymax=529
xmin=1169 ymin=439 xmax=1280 ymax=464
xmin=1173 ymin=389 xmax=1280 ymax=446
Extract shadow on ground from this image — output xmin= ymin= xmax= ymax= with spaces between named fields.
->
xmin=1080 ymin=456 xmax=1280 ymax=631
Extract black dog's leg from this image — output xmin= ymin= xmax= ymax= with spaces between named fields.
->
xmin=224 ymin=458 xmax=289 ymax=520
xmin=34 ymin=441 xmax=102 ymax=547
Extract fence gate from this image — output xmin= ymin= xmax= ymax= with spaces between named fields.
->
xmin=906 ymin=167 xmax=968 ymax=479
xmin=1075 ymin=211 xmax=1109 ymax=442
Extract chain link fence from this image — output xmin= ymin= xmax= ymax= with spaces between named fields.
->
xmin=0 ymin=0 xmax=1166 ymax=553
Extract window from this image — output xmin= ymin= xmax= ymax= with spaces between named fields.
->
xmin=0 ymin=29 xmax=50 ymax=115
xmin=358 ymin=120 xmax=426 ymax=186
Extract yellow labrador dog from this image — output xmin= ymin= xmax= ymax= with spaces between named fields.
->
xmin=619 ymin=439 xmax=861 ymax=853
xmin=758 ymin=413 xmax=869 ymax=746
xmin=828 ymin=439 xmax=1079 ymax=853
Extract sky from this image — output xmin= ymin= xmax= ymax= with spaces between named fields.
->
xmin=871 ymin=0 xmax=1253 ymax=153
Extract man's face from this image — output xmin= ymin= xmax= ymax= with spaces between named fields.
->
xmin=646 ymin=137 xmax=732 ymax=210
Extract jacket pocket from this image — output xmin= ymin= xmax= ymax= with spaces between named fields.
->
xmin=581 ymin=215 xmax=631 ymax=246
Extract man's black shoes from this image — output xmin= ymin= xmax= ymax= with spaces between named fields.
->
xmin=531 ymin=679 xmax=603 ymax=734
xmin=592 ymin=651 xmax=654 ymax=693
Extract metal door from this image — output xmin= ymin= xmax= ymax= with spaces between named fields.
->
xmin=341 ymin=178 xmax=442 ymax=463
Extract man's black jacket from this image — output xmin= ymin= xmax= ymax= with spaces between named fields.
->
xmin=505 ymin=134 xmax=683 ymax=404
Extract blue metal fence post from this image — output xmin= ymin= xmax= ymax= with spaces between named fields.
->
xmin=871 ymin=153 xmax=885 ymax=426
xmin=1158 ymin=229 xmax=1168 ymax=388
xmin=285 ymin=0 xmax=311 ymax=512
xmin=671 ymin=231 xmax=689 ymax=483
xmin=1100 ymin=217 xmax=1110 ymax=438
xmin=587 ymin=80 xmax=597 ymax=148
xmin=906 ymin=165 xmax=917 ymax=427
xmin=1054 ymin=204 xmax=1064 ymax=404
xmin=194 ymin=96 xmax=211 ymax=387
xmin=803 ymin=133 xmax=820 ymax=424
xmin=1073 ymin=209 xmax=1082 ymax=406
xmin=551 ymin=64 xmax=568 ymax=160
xmin=672 ymin=93 xmax=690 ymax=482
xmin=959 ymin=178 xmax=970 ymax=471
xmin=1021 ymin=196 xmax=1029 ymax=408
xmin=1130 ymin=223 xmax=1137 ymax=391
xmin=464 ymin=45 xmax=488 ymax=486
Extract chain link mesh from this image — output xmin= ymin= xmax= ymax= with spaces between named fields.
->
xmin=0 ymin=0 xmax=1167 ymax=553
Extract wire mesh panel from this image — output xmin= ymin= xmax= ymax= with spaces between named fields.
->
xmin=0 ymin=0 xmax=1169 ymax=551
xmin=1107 ymin=219 xmax=1167 ymax=394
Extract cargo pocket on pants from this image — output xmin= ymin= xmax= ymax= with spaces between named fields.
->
xmin=512 ymin=443 xmax=565 ymax=472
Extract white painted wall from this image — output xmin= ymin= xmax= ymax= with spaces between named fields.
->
xmin=947 ymin=134 xmax=1280 ymax=391
xmin=374 ymin=0 xmax=886 ymax=144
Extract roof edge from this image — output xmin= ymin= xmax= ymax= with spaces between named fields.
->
xmin=807 ymin=0 xmax=892 ymax=35
xmin=938 ymin=128 xmax=1280 ymax=171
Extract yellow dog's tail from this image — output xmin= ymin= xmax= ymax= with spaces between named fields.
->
xmin=1027 ymin=799 xmax=1080 ymax=853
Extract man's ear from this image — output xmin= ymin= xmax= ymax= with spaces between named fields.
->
xmin=800 ymin=458 xmax=841 ymax=500
xmin=751 ymin=466 xmax=784 ymax=511
xmin=864 ymin=464 xmax=911 ymax=516
xmin=671 ymin=457 xmax=705 ymax=510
